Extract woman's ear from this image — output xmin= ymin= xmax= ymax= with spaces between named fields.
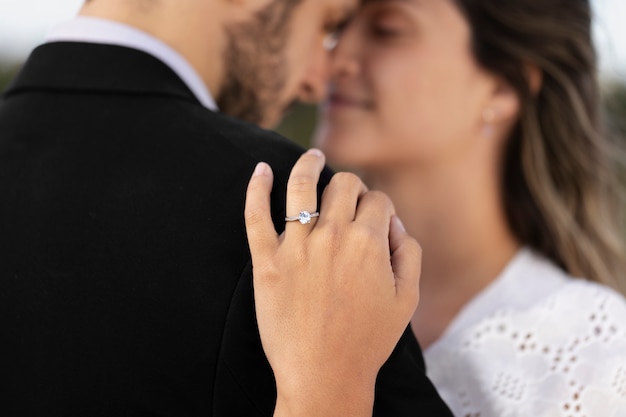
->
xmin=483 ymin=78 xmax=520 ymax=126
xmin=484 ymin=64 xmax=542 ymax=121
xmin=526 ymin=64 xmax=543 ymax=96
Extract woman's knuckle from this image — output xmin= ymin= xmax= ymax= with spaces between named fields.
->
xmin=363 ymin=190 xmax=392 ymax=210
xmin=255 ymin=262 xmax=280 ymax=282
xmin=288 ymin=174 xmax=316 ymax=192
xmin=245 ymin=207 xmax=265 ymax=225
xmin=352 ymin=224 xmax=380 ymax=246
xmin=332 ymin=172 xmax=362 ymax=190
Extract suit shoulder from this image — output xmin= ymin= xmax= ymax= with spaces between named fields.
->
xmin=204 ymin=111 xmax=306 ymax=176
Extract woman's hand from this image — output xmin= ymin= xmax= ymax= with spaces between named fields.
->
xmin=245 ymin=149 xmax=422 ymax=417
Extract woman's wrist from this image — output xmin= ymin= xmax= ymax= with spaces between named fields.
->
xmin=273 ymin=376 xmax=376 ymax=417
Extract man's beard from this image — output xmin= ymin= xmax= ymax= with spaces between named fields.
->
xmin=217 ymin=0 xmax=303 ymax=126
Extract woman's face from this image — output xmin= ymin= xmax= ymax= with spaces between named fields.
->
xmin=314 ymin=0 xmax=502 ymax=170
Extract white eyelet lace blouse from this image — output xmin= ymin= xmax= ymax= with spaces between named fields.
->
xmin=423 ymin=248 xmax=626 ymax=417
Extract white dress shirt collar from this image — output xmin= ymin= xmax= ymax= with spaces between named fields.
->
xmin=46 ymin=16 xmax=218 ymax=111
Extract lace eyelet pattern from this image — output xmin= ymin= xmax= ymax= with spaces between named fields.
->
xmin=425 ymin=266 xmax=626 ymax=417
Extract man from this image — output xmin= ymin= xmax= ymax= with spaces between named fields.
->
xmin=0 ymin=0 xmax=451 ymax=415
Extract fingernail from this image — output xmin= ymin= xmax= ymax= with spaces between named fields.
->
xmin=306 ymin=148 xmax=324 ymax=158
xmin=394 ymin=216 xmax=406 ymax=232
xmin=253 ymin=162 xmax=269 ymax=177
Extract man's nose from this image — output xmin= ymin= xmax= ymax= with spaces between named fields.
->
xmin=329 ymin=24 xmax=360 ymax=81
xmin=297 ymin=45 xmax=331 ymax=104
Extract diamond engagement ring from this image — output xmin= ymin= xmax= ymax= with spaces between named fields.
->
xmin=285 ymin=211 xmax=320 ymax=225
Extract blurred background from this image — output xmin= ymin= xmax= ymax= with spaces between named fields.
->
xmin=1 ymin=0 xmax=625 ymax=146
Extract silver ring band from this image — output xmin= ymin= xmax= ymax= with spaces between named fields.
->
xmin=285 ymin=210 xmax=320 ymax=225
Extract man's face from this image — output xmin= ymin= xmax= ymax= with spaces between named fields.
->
xmin=217 ymin=0 xmax=357 ymax=128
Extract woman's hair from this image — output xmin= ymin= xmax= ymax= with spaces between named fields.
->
xmin=454 ymin=0 xmax=626 ymax=292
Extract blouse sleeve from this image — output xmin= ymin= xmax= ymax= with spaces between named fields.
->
xmin=425 ymin=281 xmax=626 ymax=417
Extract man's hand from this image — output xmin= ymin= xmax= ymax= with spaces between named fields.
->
xmin=245 ymin=149 xmax=422 ymax=417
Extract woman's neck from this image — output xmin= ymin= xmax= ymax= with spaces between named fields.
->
xmin=365 ymin=160 xmax=519 ymax=349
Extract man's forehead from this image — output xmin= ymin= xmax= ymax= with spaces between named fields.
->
xmin=322 ymin=0 xmax=360 ymax=19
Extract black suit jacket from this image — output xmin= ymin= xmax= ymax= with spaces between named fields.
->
xmin=0 ymin=42 xmax=452 ymax=416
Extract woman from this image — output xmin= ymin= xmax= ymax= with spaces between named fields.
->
xmin=314 ymin=0 xmax=626 ymax=415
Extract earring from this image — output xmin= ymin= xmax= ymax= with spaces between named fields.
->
xmin=482 ymin=108 xmax=497 ymax=138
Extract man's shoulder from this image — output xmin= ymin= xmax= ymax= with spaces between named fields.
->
xmin=203 ymin=111 xmax=306 ymax=177
xmin=164 ymin=106 xmax=321 ymax=193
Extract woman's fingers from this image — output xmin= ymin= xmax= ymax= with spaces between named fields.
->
xmin=318 ymin=172 xmax=368 ymax=224
xmin=284 ymin=149 xmax=326 ymax=238
xmin=389 ymin=216 xmax=421 ymax=311
xmin=353 ymin=190 xmax=394 ymax=236
xmin=244 ymin=162 xmax=279 ymax=264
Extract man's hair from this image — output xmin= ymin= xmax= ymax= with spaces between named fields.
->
xmin=216 ymin=0 xmax=304 ymax=125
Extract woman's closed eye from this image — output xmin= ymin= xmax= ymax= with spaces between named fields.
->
xmin=370 ymin=22 xmax=402 ymax=37
xmin=367 ymin=11 xmax=414 ymax=39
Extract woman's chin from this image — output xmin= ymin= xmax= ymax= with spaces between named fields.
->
xmin=314 ymin=138 xmax=350 ymax=165
xmin=314 ymin=126 xmax=380 ymax=170
xmin=318 ymin=145 xmax=372 ymax=171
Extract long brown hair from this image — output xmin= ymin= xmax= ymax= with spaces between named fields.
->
xmin=454 ymin=0 xmax=626 ymax=292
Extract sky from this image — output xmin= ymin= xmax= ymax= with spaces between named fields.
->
xmin=0 ymin=0 xmax=625 ymax=79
